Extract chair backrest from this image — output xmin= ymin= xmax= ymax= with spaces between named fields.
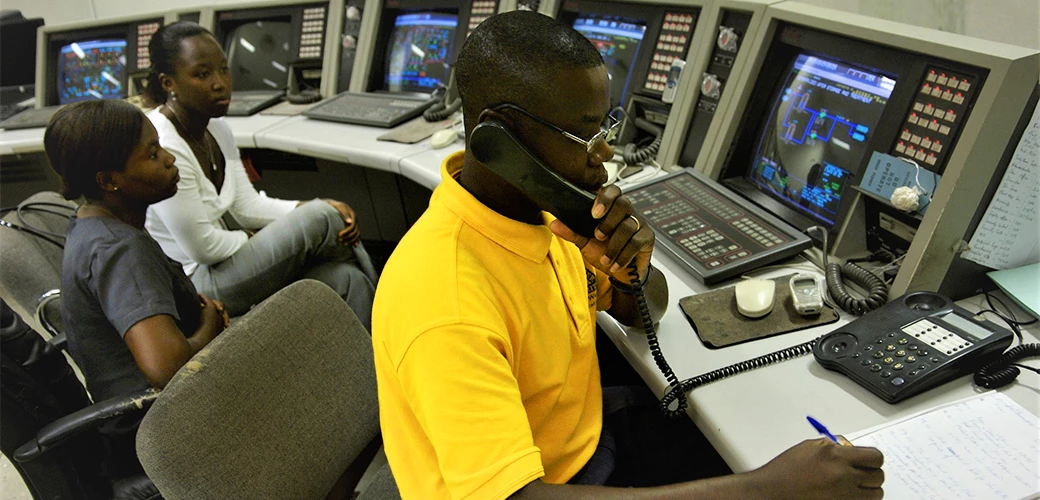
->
xmin=0 ymin=191 xmax=76 ymax=336
xmin=136 ymin=279 xmax=383 ymax=500
xmin=0 ymin=298 xmax=111 ymax=500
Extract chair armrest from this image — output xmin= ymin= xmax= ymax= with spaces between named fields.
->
xmin=35 ymin=289 xmax=63 ymax=339
xmin=14 ymin=388 xmax=160 ymax=462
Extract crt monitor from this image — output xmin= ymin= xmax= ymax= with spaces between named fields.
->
xmin=213 ymin=3 xmax=330 ymax=92
xmin=40 ymin=17 xmax=163 ymax=107
xmin=571 ymin=15 xmax=646 ymax=109
xmin=384 ymin=12 xmax=458 ymax=93
xmin=57 ymin=40 xmax=128 ymax=104
xmin=746 ymin=53 xmax=896 ymax=227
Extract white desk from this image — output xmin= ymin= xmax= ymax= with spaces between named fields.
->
xmin=597 ymin=250 xmax=1040 ymax=473
xmin=0 ymin=127 xmax=45 ymax=155
xmin=398 ymin=140 xmax=465 ymax=190
xmin=0 ymin=115 xmax=283 ymax=156
xmin=255 ymin=115 xmax=437 ymax=174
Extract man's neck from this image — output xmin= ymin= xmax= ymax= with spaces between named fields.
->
xmin=458 ymin=151 xmax=542 ymax=226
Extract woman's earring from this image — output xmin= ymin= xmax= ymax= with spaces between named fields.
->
xmin=169 ymin=91 xmax=177 ymax=102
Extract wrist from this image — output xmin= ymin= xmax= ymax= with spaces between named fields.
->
xmin=609 ymin=264 xmax=653 ymax=294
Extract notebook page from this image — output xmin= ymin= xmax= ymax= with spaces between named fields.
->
xmin=848 ymin=391 xmax=1040 ymax=500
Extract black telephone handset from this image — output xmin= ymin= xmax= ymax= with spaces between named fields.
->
xmin=470 ymin=119 xmax=599 ymax=238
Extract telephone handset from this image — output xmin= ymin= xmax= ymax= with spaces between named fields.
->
xmin=470 ymin=119 xmax=599 ymax=238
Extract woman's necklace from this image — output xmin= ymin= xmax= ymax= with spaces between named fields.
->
xmin=165 ymin=104 xmax=218 ymax=182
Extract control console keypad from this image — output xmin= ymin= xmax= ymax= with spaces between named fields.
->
xmin=892 ymin=66 xmax=979 ymax=172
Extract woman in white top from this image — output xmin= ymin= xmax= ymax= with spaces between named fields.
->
xmin=141 ymin=22 xmax=374 ymax=328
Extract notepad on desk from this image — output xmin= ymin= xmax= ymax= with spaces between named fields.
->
xmin=847 ymin=391 xmax=1040 ymax=500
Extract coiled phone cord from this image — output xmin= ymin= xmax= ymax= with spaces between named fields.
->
xmin=974 ymin=343 xmax=1040 ymax=389
xmin=808 ymin=226 xmax=887 ymax=316
xmin=626 ymin=265 xmax=820 ymax=418
xmin=621 ymin=118 xmax=662 ymax=166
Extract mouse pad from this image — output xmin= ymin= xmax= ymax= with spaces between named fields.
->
xmin=678 ymin=275 xmax=839 ymax=349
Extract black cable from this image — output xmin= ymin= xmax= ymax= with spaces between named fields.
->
xmin=625 ymin=264 xmax=819 ymax=418
xmin=984 ymin=292 xmax=1038 ymax=326
xmin=621 ymin=118 xmax=662 ymax=166
xmin=0 ymin=201 xmax=74 ymax=249
xmin=807 ymin=226 xmax=888 ymax=315
xmin=424 ymin=96 xmax=461 ymax=122
xmin=973 ymin=343 xmax=1040 ymax=389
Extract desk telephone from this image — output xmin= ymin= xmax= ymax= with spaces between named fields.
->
xmin=814 ymin=292 xmax=1014 ymax=403
xmin=469 ymin=119 xmax=1036 ymax=414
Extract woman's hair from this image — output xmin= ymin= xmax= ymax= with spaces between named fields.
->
xmin=142 ymin=21 xmax=212 ymax=106
xmin=44 ymin=100 xmax=145 ymax=200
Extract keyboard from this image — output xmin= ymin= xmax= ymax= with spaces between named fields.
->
xmin=226 ymin=90 xmax=285 ymax=117
xmin=625 ymin=168 xmax=812 ymax=284
xmin=303 ymin=92 xmax=436 ymax=128
xmin=0 ymin=106 xmax=61 ymax=130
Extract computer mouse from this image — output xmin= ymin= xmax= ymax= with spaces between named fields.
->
xmin=431 ymin=128 xmax=458 ymax=149
xmin=734 ymin=279 xmax=776 ymax=318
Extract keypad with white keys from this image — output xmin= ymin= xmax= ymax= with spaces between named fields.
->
xmin=903 ymin=319 xmax=973 ymax=357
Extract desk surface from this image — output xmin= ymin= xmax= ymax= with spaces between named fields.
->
xmin=0 ymin=127 xmax=45 ymax=155
xmin=597 ymin=250 xmax=1040 ymax=473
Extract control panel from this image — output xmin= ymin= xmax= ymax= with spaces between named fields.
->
xmin=892 ymin=67 xmax=979 ymax=170
xmin=626 ymin=168 xmax=812 ymax=284
xmin=337 ymin=0 xmax=365 ymax=93
xmin=133 ymin=20 xmax=161 ymax=71
xmin=678 ymin=9 xmax=752 ymax=166
xmin=298 ymin=4 xmax=328 ymax=60
xmin=642 ymin=10 xmax=697 ymax=94
xmin=466 ymin=0 xmax=498 ymax=37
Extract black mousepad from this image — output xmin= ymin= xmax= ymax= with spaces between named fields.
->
xmin=678 ymin=275 xmax=839 ymax=349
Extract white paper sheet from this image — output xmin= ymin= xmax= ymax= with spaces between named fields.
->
xmin=964 ymin=99 xmax=1040 ymax=270
xmin=849 ymin=391 xmax=1040 ymax=500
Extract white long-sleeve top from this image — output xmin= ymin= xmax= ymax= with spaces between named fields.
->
xmin=145 ymin=108 xmax=298 ymax=276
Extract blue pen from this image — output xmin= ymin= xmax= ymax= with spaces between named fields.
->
xmin=806 ymin=416 xmax=840 ymax=444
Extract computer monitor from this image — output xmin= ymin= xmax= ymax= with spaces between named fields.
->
xmin=354 ymin=0 xmax=480 ymax=95
xmin=383 ymin=12 xmax=458 ymax=93
xmin=571 ymin=15 xmax=646 ymax=109
xmin=210 ymin=2 xmax=330 ymax=93
xmin=56 ymin=40 xmax=129 ymax=104
xmin=745 ymin=53 xmax=896 ymax=227
xmin=677 ymin=1 xmax=1040 ymax=298
xmin=37 ymin=15 xmax=163 ymax=107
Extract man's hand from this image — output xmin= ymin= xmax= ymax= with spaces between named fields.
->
xmin=748 ymin=438 xmax=884 ymax=500
xmin=325 ymin=199 xmax=361 ymax=247
xmin=549 ymin=184 xmax=653 ymax=284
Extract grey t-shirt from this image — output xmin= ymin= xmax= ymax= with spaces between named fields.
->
xmin=62 ymin=216 xmax=201 ymax=403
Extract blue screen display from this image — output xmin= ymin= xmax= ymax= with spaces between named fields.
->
xmin=385 ymin=12 xmax=458 ymax=93
xmin=57 ymin=39 xmax=128 ymax=105
xmin=573 ymin=16 xmax=646 ymax=108
xmin=748 ymin=53 xmax=896 ymax=226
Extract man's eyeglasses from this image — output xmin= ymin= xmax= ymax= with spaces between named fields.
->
xmin=491 ymin=103 xmax=623 ymax=154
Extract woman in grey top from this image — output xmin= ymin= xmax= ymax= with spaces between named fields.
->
xmin=47 ymin=99 xmax=228 ymax=485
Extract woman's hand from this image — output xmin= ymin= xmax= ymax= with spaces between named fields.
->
xmin=324 ymin=199 xmax=361 ymax=247
xmin=199 ymin=294 xmax=228 ymax=332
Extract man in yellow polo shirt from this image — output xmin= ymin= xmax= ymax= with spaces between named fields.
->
xmin=372 ymin=10 xmax=885 ymax=500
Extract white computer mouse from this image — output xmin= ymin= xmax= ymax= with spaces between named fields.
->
xmin=734 ymin=279 xmax=776 ymax=318
xmin=430 ymin=128 xmax=458 ymax=149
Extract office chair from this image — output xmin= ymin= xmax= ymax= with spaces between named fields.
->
xmin=136 ymin=279 xmax=398 ymax=499
xmin=1 ymin=299 xmax=161 ymax=500
xmin=0 ymin=191 xmax=76 ymax=342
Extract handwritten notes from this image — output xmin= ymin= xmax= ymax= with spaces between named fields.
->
xmin=849 ymin=392 xmax=1040 ymax=500
xmin=965 ymin=100 xmax=1040 ymax=270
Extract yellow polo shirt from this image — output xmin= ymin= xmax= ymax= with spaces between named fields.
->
xmin=373 ymin=151 xmax=613 ymax=499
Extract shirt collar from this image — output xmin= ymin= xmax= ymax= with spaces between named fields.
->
xmin=436 ymin=151 xmax=553 ymax=263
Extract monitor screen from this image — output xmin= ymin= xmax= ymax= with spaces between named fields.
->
xmin=384 ymin=12 xmax=458 ymax=93
xmin=572 ymin=15 xmax=646 ymax=108
xmin=746 ymin=53 xmax=896 ymax=226
xmin=57 ymin=39 xmax=128 ymax=105
xmin=225 ymin=20 xmax=293 ymax=91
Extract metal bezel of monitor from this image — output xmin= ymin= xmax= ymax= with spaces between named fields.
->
xmin=657 ymin=0 xmax=785 ymax=169
xmin=684 ymin=1 xmax=1040 ymax=298
xmin=35 ymin=13 xmax=169 ymax=109
xmin=199 ymin=0 xmax=339 ymax=98
xmin=345 ymin=0 xmax=481 ymax=96
xmin=546 ymin=0 xmax=711 ymax=150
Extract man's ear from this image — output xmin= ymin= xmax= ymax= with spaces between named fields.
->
xmin=476 ymin=108 xmax=512 ymax=128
